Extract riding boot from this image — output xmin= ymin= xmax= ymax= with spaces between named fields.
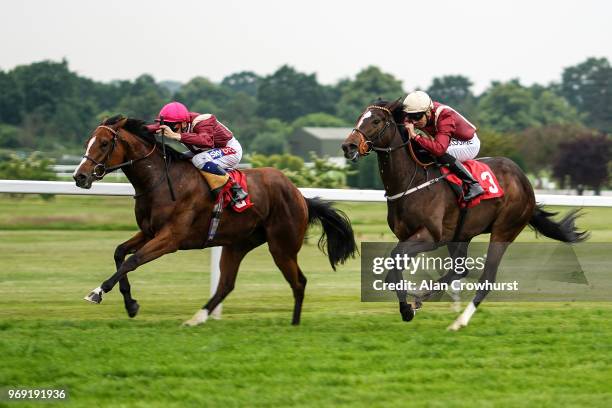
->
xmin=438 ymin=153 xmax=484 ymax=201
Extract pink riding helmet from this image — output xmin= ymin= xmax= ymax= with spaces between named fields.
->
xmin=158 ymin=102 xmax=190 ymax=122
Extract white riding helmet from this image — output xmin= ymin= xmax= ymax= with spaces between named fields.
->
xmin=402 ymin=91 xmax=433 ymax=113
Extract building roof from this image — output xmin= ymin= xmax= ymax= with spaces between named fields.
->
xmin=301 ymin=127 xmax=353 ymax=140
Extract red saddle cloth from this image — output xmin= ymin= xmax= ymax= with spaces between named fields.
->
xmin=218 ymin=169 xmax=253 ymax=213
xmin=440 ymin=160 xmax=504 ymax=208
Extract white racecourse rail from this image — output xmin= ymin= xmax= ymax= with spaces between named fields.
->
xmin=3 ymin=179 xmax=612 ymax=318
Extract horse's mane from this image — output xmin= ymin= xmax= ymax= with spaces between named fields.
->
xmin=371 ymin=98 xmax=409 ymax=141
xmin=102 ymin=115 xmax=185 ymax=161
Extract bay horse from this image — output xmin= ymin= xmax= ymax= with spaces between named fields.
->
xmin=73 ymin=116 xmax=356 ymax=326
xmin=341 ymin=100 xmax=587 ymax=330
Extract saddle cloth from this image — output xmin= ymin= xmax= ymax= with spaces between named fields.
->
xmin=440 ymin=160 xmax=504 ymax=208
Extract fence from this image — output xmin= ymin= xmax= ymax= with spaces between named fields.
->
xmin=3 ymin=179 xmax=612 ymax=318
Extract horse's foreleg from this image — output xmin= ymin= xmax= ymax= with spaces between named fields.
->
xmin=183 ymin=244 xmax=250 ymax=326
xmin=84 ymin=229 xmax=179 ymax=304
xmin=386 ymin=227 xmax=438 ymax=322
xmin=113 ymin=232 xmax=148 ymax=317
xmin=448 ymin=241 xmax=509 ymax=331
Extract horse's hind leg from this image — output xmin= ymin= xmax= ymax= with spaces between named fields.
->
xmin=113 ymin=231 xmax=148 ymax=318
xmin=183 ymin=244 xmax=251 ymax=326
xmin=271 ymin=249 xmax=306 ymax=325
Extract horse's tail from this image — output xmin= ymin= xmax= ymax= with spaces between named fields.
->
xmin=305 ymin=197 xmax=357 ymax=270
xmin=529 ymin=204 xmax=589 ymax=243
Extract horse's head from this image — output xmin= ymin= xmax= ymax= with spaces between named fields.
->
xmin=73 ymin=117 xmax=131 ymax=189
xmin=341 ymin=100 xmax=404 ymax=162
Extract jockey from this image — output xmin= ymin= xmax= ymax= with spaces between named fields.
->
xmin=150 ymin=101 xmax=248 ymax=203
xmin=402 ymin=91 xmax=484 ymax=201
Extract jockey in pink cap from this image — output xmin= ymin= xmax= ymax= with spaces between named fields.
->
xmin=149 ymin=101 xmax=248 ymax=203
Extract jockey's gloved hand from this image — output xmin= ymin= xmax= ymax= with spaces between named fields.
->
xmin=157 ymin=125 xmax=181 ymax=141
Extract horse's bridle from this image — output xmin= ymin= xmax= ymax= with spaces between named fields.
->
xmin=82 ymin=125 xmax=156 ymax=179
xmin=353 ymin=106 xmax=434 ymax=168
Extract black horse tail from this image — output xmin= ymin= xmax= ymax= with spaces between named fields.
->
xmin=306 ymin=197 xmax=357 ymax=270
xmin=529 ymin=204 xmax=589 ymax=243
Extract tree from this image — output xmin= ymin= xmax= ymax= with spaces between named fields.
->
xmin=221 ymin=71 xmax=260 ymax=97
xmin=336 ymin=66 xmax=404 ymax=123
xmin=476 ymin=80 xmax=580 ymax=133
xmin=427 ymin=75 xmax=475 ymax=115
xmin=174 ymin=76 xmax=232 ymax=111
xmin=0 ymin=71 xmax=24 ymax=125
xmin=116 ymin=74 xmax=170 ymax=120
xmin=552 ymin=133 xmax=611 ymax=195
xmin=256 ymin=65 xmax=336 ymax=122
xmin=560 ymin=57 xmax=612 ymax=132
xmin=515 ymin=124 xmax=589 ymax=174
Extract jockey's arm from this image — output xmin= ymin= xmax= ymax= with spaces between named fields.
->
xmin=414 ymin=114 xmax=456 ymax=157
xmin=180 ymin=120 xmax=216 ymax=149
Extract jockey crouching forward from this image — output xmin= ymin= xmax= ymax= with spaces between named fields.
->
xmin=148 ymin=101 xmax=248 ymax=204
xmin=402 ymin=91 xmax=484 ymax=201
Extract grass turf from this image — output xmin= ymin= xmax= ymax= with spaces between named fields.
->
xmin=1 ymin=196 xmax=611 ymax=407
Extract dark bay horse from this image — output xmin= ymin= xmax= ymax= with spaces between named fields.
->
xmin=73 ymin=116 xmax=356 ymax=326
xmin=341 ymin=100 xmax=587 ymax=330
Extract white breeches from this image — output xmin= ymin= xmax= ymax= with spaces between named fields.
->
xmin=190 ymin=137 xmax=243 ymax=170
xmin=446 ymin=133 xmax=480 ymax=162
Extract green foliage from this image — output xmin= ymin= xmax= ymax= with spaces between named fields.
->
xmin=336 ymin=66 xmax=404 ymax=122
xmin=515 ymin=124 xmax=590 ymax=174
xmin=346 ymin=153 xmax=383 ymax=189
xmin=477 ymin=128 xmax=524 ymax=169
xmin=427 ymin=75 xmax=476 ymax=115
xmin=560 ymin=57 xmax=612 ymax=133
xmin=174 ymin=76 xmax=231 ymax=110
xmin=257 ymin=65 xmax=337 ymax=122
xmin=0 ymin=152 xmax=57 ymax=180
xmin=221 ymin=71 xmax=261 ymax=97
xmin=249 ymin=152 xmax=351 ymax=188
xmin=0 ymin=124 xmax=21 ymax=149
xmin=251 ymin=132 xmax=288 ymax=155
xmin=476 ymin=80 xmax=581 ymax=133
xmin=552 ymin=133 xmax=612 ymax=194
xmin=0 ymin=152 xmax=57 ymax=199
xmin=116 ymin=74 xmax=170 ymax=120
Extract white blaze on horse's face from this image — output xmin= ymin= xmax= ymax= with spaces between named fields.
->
xmin=73 ymin=136 xmax=97 ymax=177
xmin=356 ymin=110 xmax=372 ymax=129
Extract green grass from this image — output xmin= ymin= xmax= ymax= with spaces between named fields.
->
xmin=1 ymin=196 xmax=612 ymax=407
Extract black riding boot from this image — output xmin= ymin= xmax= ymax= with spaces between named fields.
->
xmin=438 ymin=153 xmax=484 ymax=201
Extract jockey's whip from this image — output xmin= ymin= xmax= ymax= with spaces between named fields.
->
xmin=159 ymin=115 xmax=177 ymax=201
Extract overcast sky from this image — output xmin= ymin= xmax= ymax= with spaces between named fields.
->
xmin=1 ymin=0 xmax=610 ymax=93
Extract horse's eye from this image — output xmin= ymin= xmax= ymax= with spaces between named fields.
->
xmin=100 ymin=141 xmax=109 ymax=148
xmin=373 ymin=119 xmax=381 ymax=125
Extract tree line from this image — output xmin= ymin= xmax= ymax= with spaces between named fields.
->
xmin=0 ymin=57 xmax=610 ymax=192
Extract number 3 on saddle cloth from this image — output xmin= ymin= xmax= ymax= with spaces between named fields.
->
xmin=440 ymin=160 xmax=504 ymax=208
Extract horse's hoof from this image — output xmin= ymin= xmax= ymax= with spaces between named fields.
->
xmin=447 ymin=321 xmax=465 ymax=331
xmin=182 ymin=309 xmax=209 ymax=327
xmin=127 ymin=301 xmax=140 ymax=318
xmin=399 ymin=303 xmax=415 ymax=322
xmin=83 ymin=287 xmax=104 ymax=304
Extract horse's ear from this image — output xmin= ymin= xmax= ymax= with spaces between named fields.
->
xmin=115 ymin=117 xmax=128 ymax=129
